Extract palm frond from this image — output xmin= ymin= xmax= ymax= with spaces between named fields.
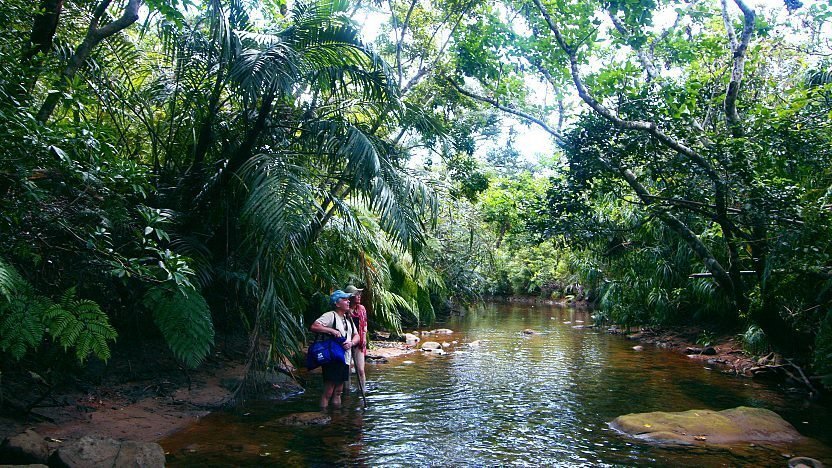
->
xmin=143 ymin=284 xmax=215 ymax=369
xmin=0 ymin=257 xmax=28 ymax=301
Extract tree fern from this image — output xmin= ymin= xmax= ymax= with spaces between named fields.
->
xmin=143 ymin=284 xmax=214 ymax=369
xmin=42 ymin=288 xmax=117 ymax=363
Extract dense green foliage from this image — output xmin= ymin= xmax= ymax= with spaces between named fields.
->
xmin=0 ymin=0 xmax=453 ymax=377
xmin=437 ymin=0 xmax=832 ymax=381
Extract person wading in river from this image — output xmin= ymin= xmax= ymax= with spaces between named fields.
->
xmin=345 ymin=284 xmax=368 ymax=397
xmin=310 ymin=290 xmax=359 ymax=409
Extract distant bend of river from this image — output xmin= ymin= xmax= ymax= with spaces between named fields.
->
xmin=161 ymin=303 xmax=832 ymax=466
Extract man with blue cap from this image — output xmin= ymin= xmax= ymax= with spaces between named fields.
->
xmin=310 ymin=290 xmax=360 ymax=409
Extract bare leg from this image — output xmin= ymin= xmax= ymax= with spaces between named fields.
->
xmin=321 ymin=381 xmax=335 ymax=409
xmin=353 ymin=349 xmax=366 ymax=394
xmin=331 ymin=382 xmax=344 ymax=407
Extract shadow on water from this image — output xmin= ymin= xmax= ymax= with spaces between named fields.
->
xmin=161 ymin=303 xmax=832 ymax=466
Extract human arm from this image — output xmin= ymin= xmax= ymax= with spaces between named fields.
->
xmin=310 ymin=312 xmax=342 ymax=338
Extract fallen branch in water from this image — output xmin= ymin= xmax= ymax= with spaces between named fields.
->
xmin=747 ymin=360 xmax=820 ymax=398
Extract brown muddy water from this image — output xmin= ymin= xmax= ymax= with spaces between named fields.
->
xmin=161 ymin=303 xmax=832 ymax=466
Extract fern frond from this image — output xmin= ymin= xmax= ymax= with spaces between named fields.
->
xmin=43 ymin=291 xmax=117 ymax=363
xmin=0 ymin=296 xmax=47 ymax=360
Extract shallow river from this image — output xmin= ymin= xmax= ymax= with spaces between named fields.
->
xmin=162 ymin=303 xmax=832 ymax=466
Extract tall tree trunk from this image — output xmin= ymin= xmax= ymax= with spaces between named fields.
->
xmin=9 ymin=0 xmax=64 ymax=106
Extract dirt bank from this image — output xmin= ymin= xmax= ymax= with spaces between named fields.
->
xmin=615 ymin=326 xmax=822 ymax=398
xmin=0 ymin=339 xmax=415 ymax=449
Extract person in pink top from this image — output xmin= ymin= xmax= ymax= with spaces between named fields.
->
xmin=344 ymin=285 xmax=368 ymax=395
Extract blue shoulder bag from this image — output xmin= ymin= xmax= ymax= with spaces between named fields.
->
xmin=306 ymin=313 xmax=348 ymax=370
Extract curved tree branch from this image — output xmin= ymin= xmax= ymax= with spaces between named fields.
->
xmin=531 ymin=0 xmax=745 ymax=303
xmin=445 ymin=77 xmax=565 ymax=144
xmin=532 ymin=0 xmax=721 ymax=181
xmin=722 ymin=0 xmax=756 ymax=137
xmin=37 ymin=0 xmax=141 ymax=122
xmin=608 ymin=13 xmax=660 ymax=81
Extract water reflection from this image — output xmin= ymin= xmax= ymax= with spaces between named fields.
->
xmin=162 ymin=303 xmax=832 ymax=466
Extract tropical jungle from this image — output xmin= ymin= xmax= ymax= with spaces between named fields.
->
xmin=1 ymin=0 xmax=831 ymax=464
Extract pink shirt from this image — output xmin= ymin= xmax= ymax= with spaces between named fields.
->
xmin=350 ymin=304 xmax=368 ymax=354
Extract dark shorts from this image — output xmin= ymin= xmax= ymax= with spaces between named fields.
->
xmin=321 ymin=361 xmax=349 ymax=383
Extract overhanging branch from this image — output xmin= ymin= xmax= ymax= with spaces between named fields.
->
xmin=445 ymin=77 xmax=566 ymax=145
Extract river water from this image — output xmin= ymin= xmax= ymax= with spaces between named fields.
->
xmin=161 ymin=303 xmax=832 ymax=466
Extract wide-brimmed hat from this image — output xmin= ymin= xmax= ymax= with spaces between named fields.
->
xmin=344 ymin=285 xmax=364 ymax=295
xmin=330 ymin=290 xmax=352 ymax=305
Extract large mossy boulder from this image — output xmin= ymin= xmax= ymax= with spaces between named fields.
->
xmin=611 ymin=406 xmax=803 ymax=446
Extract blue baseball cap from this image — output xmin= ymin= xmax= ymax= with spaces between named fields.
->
xmin=330 ymin=290 xmax=352 ymax=305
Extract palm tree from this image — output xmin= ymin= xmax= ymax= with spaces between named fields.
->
xmin=141 ymin=0 xmax=440 ymax=373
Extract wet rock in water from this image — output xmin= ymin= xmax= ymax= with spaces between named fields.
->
xmin=49 ymin=436 xmax=165 ymax=468
xmin=788 ymin=456 xmax=824 ymax=468
xmin=433 ymin=328 xmax=453 ymax=334
xmin=685 ymin=346 xmax=717 ymax=355
xmin=467 ymin=340 xmax=481 ymax=348
xmin=632 ymin=345 xmax=644 ymax=351
xmin=442 ymin=342 xmax=451 ymax=348
xmin=404 ymin=333 xmax=420 ymax=344
xmin=366 ymin=355 xmax=389 ymax=363
xmin=522 ymin=329 xmax=539 ymax=335
xmin=611 ymin=406 xmax=804 ymax=446
xmin=421 ymin=341 xmax=441 ymax=350
xmin=270 ymin=412 xmax=332 ymax=426
xmin=372 ymin=331 xmax=391 ymax=340
xmin=248 ymin=370 xmax=305 ymax=399
xmin=0 ymin=429 xmax=49 ymax=464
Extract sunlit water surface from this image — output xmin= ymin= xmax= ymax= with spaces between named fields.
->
xmin=162 ymin=303 xmax=832 ymax=466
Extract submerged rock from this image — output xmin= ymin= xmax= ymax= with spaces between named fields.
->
xmin=420 ymin=341 xmax=441 ymax=350
xmin=270 ymin=412 xmax=331 ymax=426
xmin=611 ymin=406 xmax=804 ymax=446
xmin=685 ymin=346 xmax=717 ymax=355
xmin=788 ymin=456 xmax=824 ymax=468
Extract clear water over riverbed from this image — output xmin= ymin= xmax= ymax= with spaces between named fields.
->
xmin=161 ymin=303 xmax=832 ymax=466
